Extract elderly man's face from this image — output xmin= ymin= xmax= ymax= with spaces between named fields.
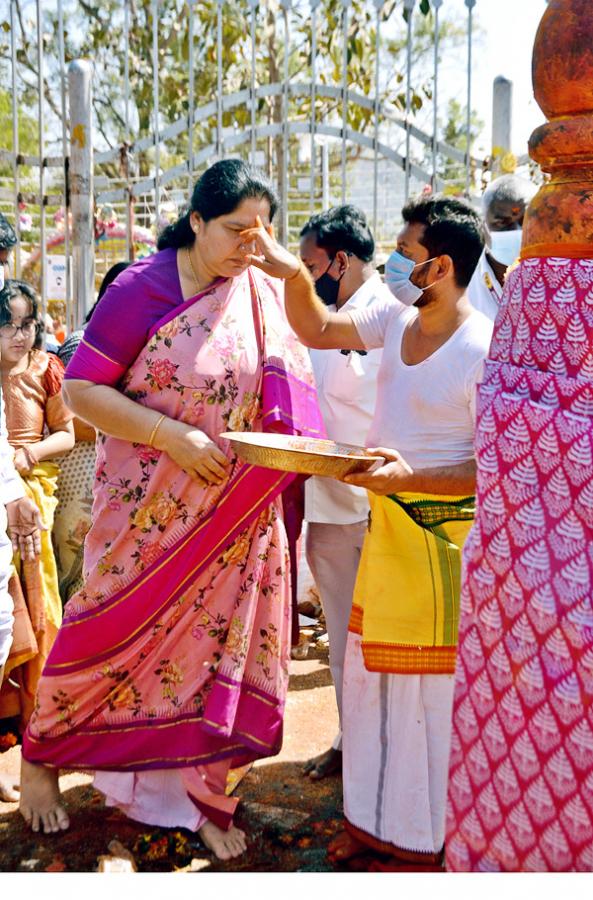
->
xmin=486 ymin=199 xmax=525 ymax=232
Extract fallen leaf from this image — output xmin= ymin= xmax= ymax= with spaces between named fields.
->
xmin=45 ymin=856 xmax=66 ymax=872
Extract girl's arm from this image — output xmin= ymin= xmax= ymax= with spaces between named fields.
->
xmin=28 ymin=420 xmax=76 ymax=463
xmin=13 ymin=421 xmax=75 ymax=474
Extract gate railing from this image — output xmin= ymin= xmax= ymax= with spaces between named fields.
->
xmin=1 ymin=0 xmax=532 ymax=330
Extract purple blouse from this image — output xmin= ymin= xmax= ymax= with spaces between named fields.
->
xmin=66 ymin=248 xmax=185 ymax=387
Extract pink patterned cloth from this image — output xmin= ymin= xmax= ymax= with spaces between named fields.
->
xmin=23 ymin=263 xmax=322 ymax=829
xmin=446 ymin=257 xmax=593 ymax=871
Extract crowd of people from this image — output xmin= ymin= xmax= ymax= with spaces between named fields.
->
xmin=0 ymin=161 xmax=582 ymax=871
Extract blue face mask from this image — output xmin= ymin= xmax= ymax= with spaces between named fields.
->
xmin=489 ymin=229 xmax=522 ymax=268
xmin=385 ymin=249 xmax=438 ymax=306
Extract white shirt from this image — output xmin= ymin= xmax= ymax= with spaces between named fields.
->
xmin=304 ymin=273 xmax=396 ymax=524
xmin=467 ymin=251 xmax=503 ymax=322
xmin=350 ymin=302 xmax=494 ymax=470
xmin=0 ymin=391 xmax=24 ymax=507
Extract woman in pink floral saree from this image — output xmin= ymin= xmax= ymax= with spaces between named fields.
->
xmin=19 ymin=160 xmax=323 ymax=860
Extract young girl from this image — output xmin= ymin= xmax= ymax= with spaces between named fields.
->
xmin=0 ymin=279 xmax=74 ymax=728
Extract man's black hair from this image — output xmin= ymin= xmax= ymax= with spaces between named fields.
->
xmin=300 ymin=205 xmax=375 ymax=262
xmin=401 ymin=194 xmax=486 ymax=288
xmin=0 ymin=213 xmax=17 ymax=251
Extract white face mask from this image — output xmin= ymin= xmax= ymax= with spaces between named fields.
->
xmin=384 ymin=250 xmax=438 ymax=306
xmin=489 ymin=229 xmax=522 ymax=268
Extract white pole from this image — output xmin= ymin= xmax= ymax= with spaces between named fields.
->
xmin=492 ymin=75 xmax=513 ymax=172
xmin=68 ymin=59 xmax=95 ymax=326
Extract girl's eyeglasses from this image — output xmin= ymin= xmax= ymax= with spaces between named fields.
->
xmin=0 ymin=320 xmax=37 ymax=338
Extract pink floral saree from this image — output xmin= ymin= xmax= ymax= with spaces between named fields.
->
xmin=22 ymin=265 xmax=322 ymax=829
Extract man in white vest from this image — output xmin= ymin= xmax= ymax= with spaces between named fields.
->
xmin=299 ymin=206 xmax=394 ymax=779
xmin=468 ymin=173 xmax=536 ymax=321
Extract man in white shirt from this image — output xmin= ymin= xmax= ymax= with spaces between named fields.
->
xmin=468 ymin=174 xmax=536 ymax=321
xmin=299 ymin=206 xmax=393 ymax=780
xmin=239 ymin=193 xmax=492 ymax=869
xmin=0 ymin=390 xmax=44 ymax=801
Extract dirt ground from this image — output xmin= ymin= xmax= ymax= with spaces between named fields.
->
xmin=0 ymin=646 xmax=347 ymax=873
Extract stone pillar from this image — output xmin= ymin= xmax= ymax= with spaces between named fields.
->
xmin=68 ymin=59 xmax=95 ymax=327
xmin=491 ymin=75 xmax=513 ymax=173
xmin=523 ymin=0 xmax=593 ymax=251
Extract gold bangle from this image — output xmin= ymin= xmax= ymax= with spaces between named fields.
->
xmin=148 ymin=413 xmax=166 ymax=448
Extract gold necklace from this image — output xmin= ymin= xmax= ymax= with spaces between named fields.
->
xmin=186 ymin=246 xmax=201 ymax=293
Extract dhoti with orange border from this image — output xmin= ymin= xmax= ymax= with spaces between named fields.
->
xmin=341 ymin=492 xmax=474 ymax=862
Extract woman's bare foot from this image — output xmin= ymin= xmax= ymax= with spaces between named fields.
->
xmin=199 ymin=820 xmax=247 ymax=861
xmin=19 ymin=757 xmax=70 ymax=833
xmin=302 ymin=746 xmax=342 ymax=780
xmin=0 ymin=773 xmax=19 ymax=803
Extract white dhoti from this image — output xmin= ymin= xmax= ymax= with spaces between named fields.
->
xmin=306 ymin=519 xmax=367 ymax=750
xmin=342 ymin=632 xmax=454 ymax=856
xmin=0 ymin=506 xmax=14 ymax=669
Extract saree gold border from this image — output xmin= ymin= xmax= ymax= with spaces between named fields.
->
xmin=263 ymin=369 xmax=315 ymax=392
xmin=28 ymin=714 xmax=206 ymax=739
xmin=244 ymin=687 xmax=276 ymax=708
xmin=81 ymin=338 xmax=124 ymax=367
xmin=235 ymin=729 xmax=274 ymax=749
xmin=263 ymin=405 xmax=323 ymax=435
xmin=50 ymin=468 xmax=287 ymax=667
xmin=209 ymin=680 xmax=278 ymax=709
xmin=59 ymin=464 xmax=253 ymax=631
xmin=72 ymin=748 xmax=245 ymax=769
xmin=24 ymin=731 xmax=245 ymax=765
xmin=201 ymin=718 xmax=274 ymax=749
